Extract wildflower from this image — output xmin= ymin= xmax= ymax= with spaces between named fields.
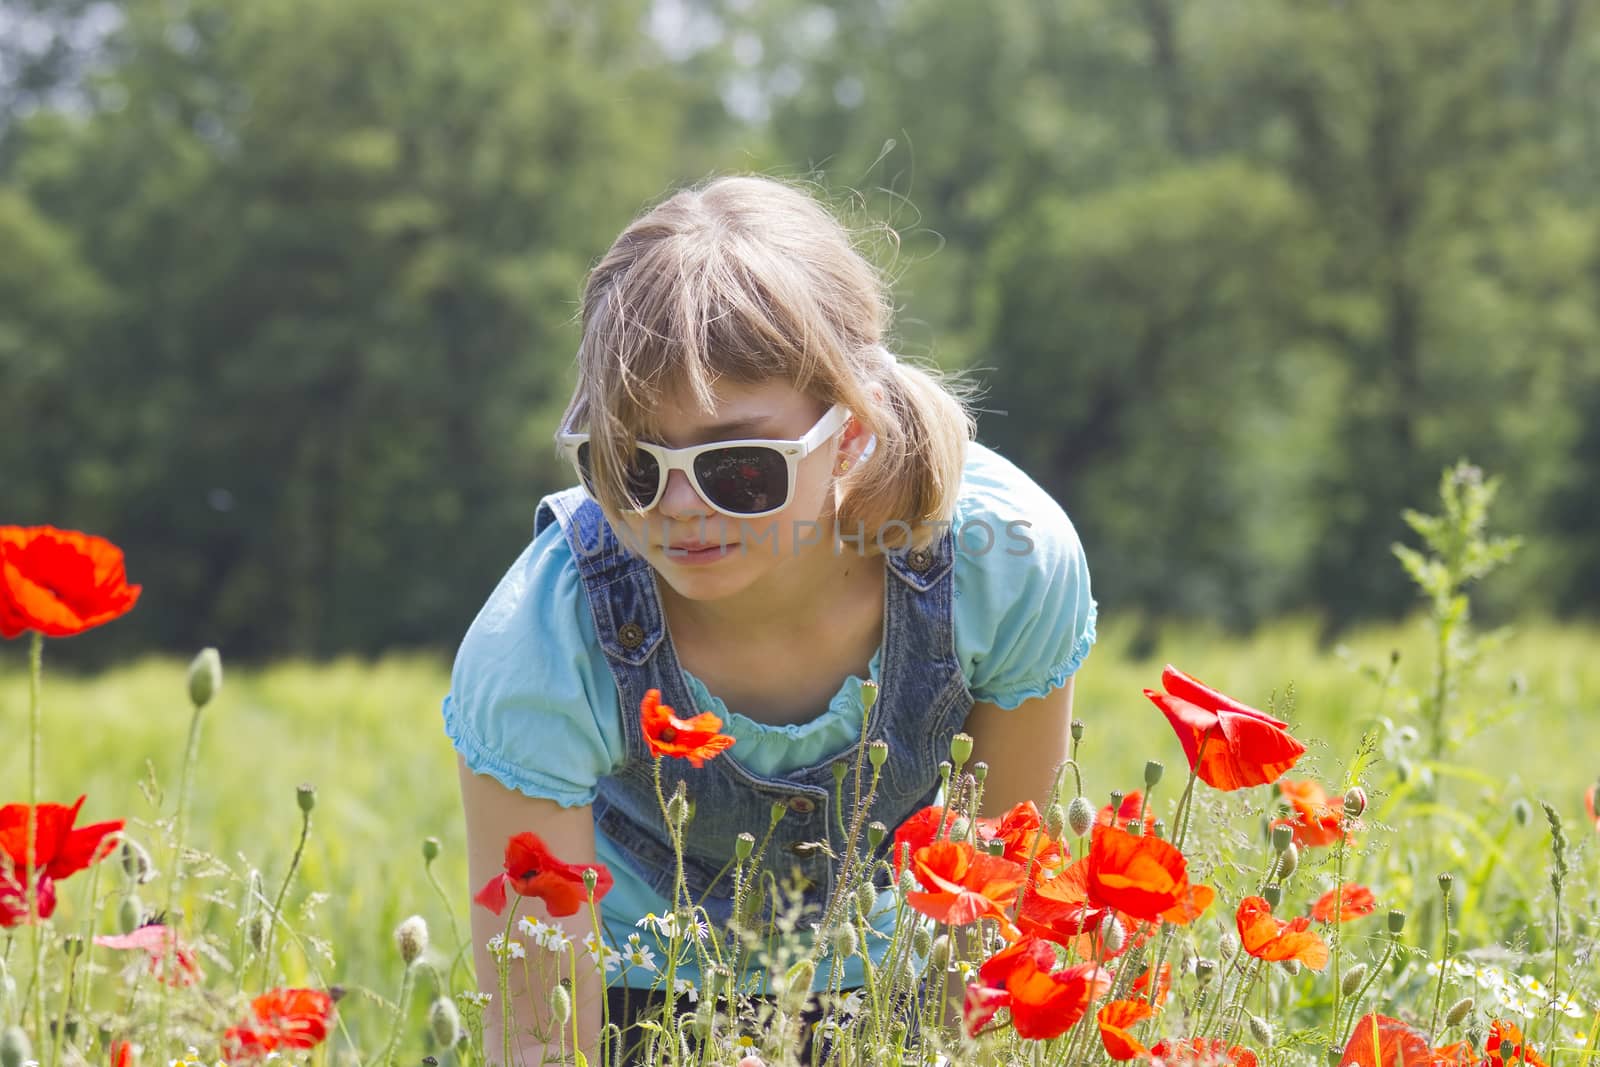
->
xmin=394 ymin=915 xmax=428 ymax=965
xmin=963 ymin=937 xmax=1111 ymax=1040
xmin=0 ymin=525 xmax=142 ymax=638
xmin=640 ymin=689 xmax=735 ymax=767
xmin=1085 ymin=824 xmax=1213 ymax=925
xmin=1131 ymin=962 xmax=1171 ymax=1007
xmin=93 ymin=923 xmax=201 ymax=986
xmin=109 ymin=1039 xmax=134 ymax=1067
xmin=621 ymin=934 xmax=657 ymax=973
xmin=486 ymin=934 xmax=525 ymax=961
xmin=976 ymin=800 xmax=1065 ymax=872
xmin=1311 ymin=883 xmax=1376 ymax=923
xmin=1548 ymin=991 xmax=1584 ymax=1019
xmin=1144 ymin=665 xmax=1305 ymax=791
xmin=1273 ymin=780 xmax=1352 ymax=848
xmin=1235 ymin=896 xmax=1329 ymax=970
xmin=905 ymin=840 xmax=1025 ymax=937
xmin=890 ymin=806 xmax=959 ymax=874
xmin=582 ymin=932 xmax=620 ymax=973
xmin=672 ymin=978 xmax=699 ymax=1003
xmin=473 ymin=832 xmax=614 ymax=917
xmin=1097 ymin=999 xmax=1153 ymax=1060
xmin=1585 ymin=782 xmax=1598 ymax=833
xmin=221 ymin=987 xmax=336 ymax=1059
xmin=1484 ymin=1020 xmax=1547 ymax=1067
xmin=1516 ymin=974 xmax=1550 ymax=1000
xmin=1096 ymin=792 xmax=1156 ymax=835
xmin=1149 ymin=1036 xmax=1258 ymax=1067
xmin=0 ymin=796 xmax=124 ymax=926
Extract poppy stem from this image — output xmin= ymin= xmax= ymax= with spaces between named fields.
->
xmin=1329 ymin=832 xmax=1349 ymax=1039
xmin=25 ymin=631 xmax=43 ymax=1045
xmin=154 ymin=673 xmax=212 ymax=1060
xmin=257 ymin=798 xmax=312 ymax=992
xmin=1337 ymin=933 xmax=1397 ymax=1044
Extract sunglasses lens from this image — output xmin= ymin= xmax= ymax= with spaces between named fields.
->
xmin=575 ymin=443 xmax=662 ymax=509
xmin=693 ymin=447 xmax=788 ymax=515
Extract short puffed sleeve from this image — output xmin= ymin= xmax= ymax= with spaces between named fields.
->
xmin=953 ymin=443 xmax=1097 ymax=710
xmin=440 ymin=521 xmax=625 ymax=807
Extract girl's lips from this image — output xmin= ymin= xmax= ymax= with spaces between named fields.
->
xmin=662 ymin=542 xmax=736 ymax=563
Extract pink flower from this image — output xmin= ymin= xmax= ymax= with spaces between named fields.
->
xmin=94 ymin=923 xmax=202 ymax=986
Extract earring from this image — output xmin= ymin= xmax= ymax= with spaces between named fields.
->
xmin=837 ymin=458 xmax=852 ymax=474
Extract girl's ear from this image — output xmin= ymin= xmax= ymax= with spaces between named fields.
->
xmin=837 ymin=385 xmax=886 ymax=465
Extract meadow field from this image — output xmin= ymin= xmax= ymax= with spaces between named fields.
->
xmin=3 ymin=612 xmax=1595 ymax=1054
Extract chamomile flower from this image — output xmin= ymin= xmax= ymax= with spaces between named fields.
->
xmin=584 ymin=932 xmax=621 ymax=973
xmin=636 ymin=911 xmax=677 ymax=936
xmin=486 ymin=934 xmax=526 ymax=962
xmin=672 ymin=977 xmax=699 ymax=1002
xmin=622 ymin=933 xmax=658 ymax=973
xmin=1549 ymin=991 xmax=1585 ymax=1019
xmin=1517 ymin=974 xmax=1551 ymax=1000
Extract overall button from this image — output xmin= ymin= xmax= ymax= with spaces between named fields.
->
xmin=617 ymin=622 xmax=645 ymax=649
xmin=905 ymin=547 xmax=933 ymax=572
xmin=786 ymin=795 xmax=817 ymax=815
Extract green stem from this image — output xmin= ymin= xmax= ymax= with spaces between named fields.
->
xmin=423 ymin=856 xmax=472 ymax=994
xmin=1329 ymin=834 xmax=1349 ymax=1040
xmin=379 ymin=963 xmax=415 ymax=1066
xmin=257 ymin=803 xmax=312 ymax=990
xmin=498 ymin=896 xmax=518 ymax=1067
xmin=1427 ymin=894 xmax=1452 ymax=1040
xmin=1339 ymin=937 xmax=1397 ymax=1042
xmin=26 ymin=631 xmax=44 ymax=1040
xmin=154 ymin=688 xmax=209 ymax=1059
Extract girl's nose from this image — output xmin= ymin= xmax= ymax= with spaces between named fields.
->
xmin=655 ymin=469 xmax=710 ymax=519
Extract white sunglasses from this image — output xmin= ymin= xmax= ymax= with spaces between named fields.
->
xmin=557 ymin=404 xmax=852 ymax=519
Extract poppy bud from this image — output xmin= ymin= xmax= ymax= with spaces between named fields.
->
xmin=1044 ymin=803 xmax=1066 ymax=839
xmin=832 ymin=761 xmax=848 ymax=788
xmin=422 ymin=837 xmax=441 ymax=864
xmin=63 ymin=934 xmax=85 ymax=958
xmin=1444 ymin=996 xmax=1474 ymax=1027
xmin=1263 ymin=884 xmax=1282 ymax=908
xmin=429 ymin=995 xmax=462 ymax=1046
xmin=1343 ymin=787 xmax=1367 ymax=820
xmin=549 ymin=984 xmax=571 ymax=1026
xmin=120 ymin=839 xmax=154 ymax=883
xmin=912 ymin=926 xmax=933 ymax=959
xmin=780 ymin=959 xmax=814 ymax=1014
xmin=1387 ymin=910 xmax=1407 ymax=934
xmin=856 ymin=880 xmax=877 ymax=916
xmin=187 ymin=647 xmax=222 ymax=709
xmin=395 ymin=915 xmax=429 ymax=966
xmin=667 ymin=788 xmax=690 ymax=829
xmin=1067 ymin=797 xmax=1094 ymax=837
xmin=1512 ymin=798 xmax=1532 ymax=826
xmin=971 ymin=761 xmax=988 ymax=783
xmin=920 ymin=936 xmax=947 ymax=976
xmin=247 ymin=913 xmax=268 ymax=952
xmin=829 ymin=924 xmax=858 ymax=959
xmin=1195 ymin=959 xmax=1216 ymax=985
xmin=1071 ymin=719 xmax=1085 ymax=742
xmin=950 ymin=733 xmax=974 ymax=765
xmin=1 ymin=1027 xmax=32 ymax=1067
xmin=296 ymin=783 xmax=317 ymax=813
xmin=582 ymin=868 xmax=600 ymax=895
xmin=1280 ymin=959 xmax=1302 ymax=976
xmin=869 ymin=740 xmax=889 ymax=769
xmin=860 ymin=680 xmax=878 ymax=714
xmin=1248 ymin=1013 xmax=1273 ymax=1047
xmin=735 ymin=832 xmax=755 ymax=861
xmin=118 ymin=894 xmax=143 ymax=935
xmin=1098 ymin=914 xmax=1125 ymax=954
xmin=1277 ymin=843 xmax=1299 ymax=880
xmin=867 ymin=821 xmax=887 ymax=850
xmin=1271 ymin=824 xmax=1295 ymax=853
xmin=1341 ymin=964 xmax=1368 ymax=996
xmin=1144 ymin=760 xmax=1164 ymax=788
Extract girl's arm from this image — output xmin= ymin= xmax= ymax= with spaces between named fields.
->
xmin=458 ymin=755 xmax=605 ymax=1065
xmin=963 ymin=677 xmax=1077 ymax=823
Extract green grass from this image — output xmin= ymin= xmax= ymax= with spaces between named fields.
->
xmin=2 ymin=614 xmax=1596 ymax=1040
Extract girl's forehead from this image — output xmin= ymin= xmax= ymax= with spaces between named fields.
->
xmin=642 ymin=378 xmax=823 ymax=438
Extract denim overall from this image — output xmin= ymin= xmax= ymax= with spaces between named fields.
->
xmin=534 ymin=488 xmax=975 ymax=923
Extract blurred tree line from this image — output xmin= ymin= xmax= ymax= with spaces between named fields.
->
xmin=1 ymin=0 xmax=1595 ymax=660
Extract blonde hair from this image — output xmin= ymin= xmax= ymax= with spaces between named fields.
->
xmin=561 ymin=175 xmax=973 ymax=551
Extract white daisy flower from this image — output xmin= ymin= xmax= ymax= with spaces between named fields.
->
xmin=636 ymin=911 xmax=677 ymax=936
xmin=1517 ymin=974 xmax=1551 ymax=1000
xmin=673 ymin=977 xmax=699 ymax=1002
xmin=1449 ymin=959 xmax=1477 ymax=979
xmin=487 ymin=934 xmax=526 ymax=961
xmin=583 ymin=932 xmax=621 ymax=973
xmin=1550 ymin=992 xmax=1584 ymax=1019
xmin=622 ymin=934 xmax=658 ymax=973
xmin=1495 ymin=990 xmax=1533 ymax=1018
xmin=839 ymin=989 xmax=867 ymax=1018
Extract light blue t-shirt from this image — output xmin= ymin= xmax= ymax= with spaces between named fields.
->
xmin=443 ymin=440 xmax=1096 ymax=986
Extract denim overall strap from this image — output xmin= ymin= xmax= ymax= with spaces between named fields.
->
xmin=540 ymin=491 xmax=973 ymax=926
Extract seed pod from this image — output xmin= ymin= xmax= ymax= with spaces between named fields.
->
xmin=1150 ymin=818 xmax=1166 ymax=838
xmin=296 ymin=783 xmax=317 ymax=813
xmin=422 ymin=837 xmax=441 ymax=863
xmin=395 ymin=915 xmax=429 ymax=966
xmin=120 ymin=839 xmax=153 ymax=883
xmin=1277 ymin=843 xmax=1299 ymax=880
xmin=428 ymin=995 xmax=462 ymax=1046
xmin=971 ymin=761 xmax=988 ymax=783
xmin=1071 ymin=720 xmax=1085 ymax=742
xmin=1342 ymin=963 xmax=1368 ymax=996
xmin=1144 ymin=761 xmax=1165 ymax=788
xmin=548 ymin=984 xmax=572 ymax=1026
xmin=1444 ymin=996 xmax=1474 ymax=1027
xmin=1271 ymin=824 xmax=1295 ymax=853
xmin=1343 ymin=787 xmax=1367 ymax=820
xmin=1388 ymin=910 xmax=1407 ymax=934
xmin=1067 ymin=797 xmax=1095 ymax=837
xmin=118 ymin=894 xmax=144 ymax=935
xmin=860 ymin=680 xmax=878 ymax=714
xmin=187 ymin=647 xmax=222 ymax=708
xmin=950 ymin=733 xmax=974 ymax=765
xmin=867 ymin=821 xmax=887 ymax=850
xmin=1195 ymin=959 xmax=1216 ymax=986
xmin=1263 ymin=884 xmax=1282 ymax=908
xmin=735 ymin=832 xmax=755 ymax=861
xmin=869 ymin=740 xmax=889 ymax=769
xmin=1 ymin=1026 xmax=32 ymax=1067
xmin=582 ymin=867 xmax=600 ymax=894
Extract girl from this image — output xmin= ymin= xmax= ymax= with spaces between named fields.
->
xmin=442 ymin=175 xmax=1096 ymax=1062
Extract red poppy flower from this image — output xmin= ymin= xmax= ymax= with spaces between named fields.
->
xmin=0 ymin=526 xmax=141 ymax=639
xmin=1086 ymin=824 xmax=1213 ymax=925
xmin=1585 ymin=783 xmax=1598 ymax=833
xmin=1273 ymin=779 xmax=1350 ymax=848
xmin=1484 ymin=1020 xmax=1547 ymax=1067
xmin=965 ymin=936 xmax=1113 ymax=1041
xmin=1236 ymin=896 xmax=1329 ymax=970
xmin=1098 ymin=998 xmax=1154 ymax=1060
xmin=906 ymin=839 xmax=1025 ymax=935
xmin=474 ymin=832 xmax=614 ymax=918
xmin=978 ymin=800 xmax=1065 ymax=872
xmin=1145 ymin=665 xmax=1305 ymax=791
xmin=222 ymin=988 xmax=337 ymax=1058
xmin=1151 ymin=1037 xmax=1259 ymax=1067
xmin=94 ymin=923 xmax=202 ymax=986
xmin=1097 ymin=791 xmax=1156 ymax=835
xmin=1131 ymin=961 xmax=1172 ymax=1007
xmin=891 ymin=805 xmax=958 ymax=874
xmin=0 ymin=797 xmax=123 ymax=926
xmin=1311 ymin=883 xmax=1376 ymax=923
xmin=640 ymin=689 xmax=735 ymax=768
xmin=1338 ymin=1013 xmax=1480 ymax=1067
xmin=110 ymin=1040 xmax=134 ymax=1067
